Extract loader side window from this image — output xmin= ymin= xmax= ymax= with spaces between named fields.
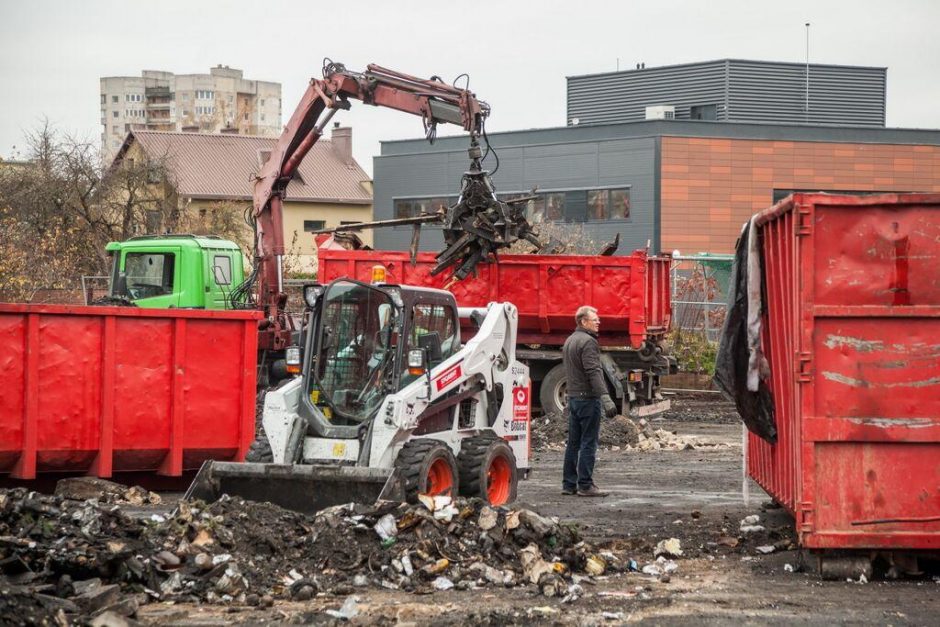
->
xmin=401 ymin=303 xmax=459 ymax=386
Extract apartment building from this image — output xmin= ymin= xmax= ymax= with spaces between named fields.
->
xmin=100 ymin=65 xmax=281 ymax=162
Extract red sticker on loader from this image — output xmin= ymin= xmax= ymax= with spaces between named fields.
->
xmin=434 ymin=363 xmax=462 ymax=391
xmin=512 ymin=386 xmax=530 ymax=421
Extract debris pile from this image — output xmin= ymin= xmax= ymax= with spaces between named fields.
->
xmin=532 ymin=414 xmax=731 ymax=452
xmin=0 ymin=485 xmax=655 ymax=622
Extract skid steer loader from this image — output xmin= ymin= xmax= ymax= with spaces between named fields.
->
xmin=186 ymin=274 xmax=531 ymax=513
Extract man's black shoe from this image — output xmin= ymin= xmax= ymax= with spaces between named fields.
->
xmin=577 ymin=485 xmax=608 ymax=497
xmin=561 ymin=487 xmax=577 ymax=495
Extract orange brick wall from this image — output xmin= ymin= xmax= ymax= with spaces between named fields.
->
xmin=660 ymin=137 xmax=940 ymax=254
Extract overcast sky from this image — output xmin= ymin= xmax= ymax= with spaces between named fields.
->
xmin=1 ymin=0 xmax=938 ymax=176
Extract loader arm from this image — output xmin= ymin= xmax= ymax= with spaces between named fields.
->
xmin=250 ymin=60 xmax=489 ymax=350
xmin=367 ymin=302 xmax=525 ymax=467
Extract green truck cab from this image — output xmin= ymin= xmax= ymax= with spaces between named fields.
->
xmin=105 ymin=235 xmax=245 ymax=309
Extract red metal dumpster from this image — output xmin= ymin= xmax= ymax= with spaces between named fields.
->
xmin=0 ymin=304 xmax=261 ymax=480
xmin=317 ymin=246 xmax=672 ymax=349
xmin=748 ymin=193 xmax=940 ymax=551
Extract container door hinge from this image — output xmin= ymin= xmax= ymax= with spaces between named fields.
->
xmin=796 ymin=203 xmax=813 ymax=237
xmin=797 ymin=352 xmax=813 ymax=383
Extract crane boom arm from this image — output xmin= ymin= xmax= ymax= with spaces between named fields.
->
xmin=250 ymin=60 xmax=489 ymax=350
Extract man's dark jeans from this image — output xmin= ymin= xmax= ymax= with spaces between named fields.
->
xmin=562 ymin=397 xmax=601 ymax=490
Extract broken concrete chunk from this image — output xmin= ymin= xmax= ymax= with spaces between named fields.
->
xmin=519 ymin=510 xmax=557 ymax=537
xmin=653 ymin=538 xmax=683 ymax=558
xmin=431 ymin=576 xmax=454 ymax=591
xmin=478 ymin=506 xmax=498 ymax=531
xmin=74 ymin=583 xmax=121 ymax=613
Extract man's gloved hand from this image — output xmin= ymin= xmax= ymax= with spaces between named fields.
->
xmin=601 ymin=394 xmax=618 ymax=418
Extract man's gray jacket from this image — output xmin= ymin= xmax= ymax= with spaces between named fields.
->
xmin=562 ymin=327 xmax=607 ymax=398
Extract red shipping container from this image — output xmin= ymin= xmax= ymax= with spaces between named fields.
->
xmin=747 ymin=193 xmax=940 ymax=550
xmin=0 ymin=304 xmax=261 ymax=480
xmin=317 ymin=246 xmax=672 ymax=349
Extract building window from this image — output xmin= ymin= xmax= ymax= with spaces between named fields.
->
xmin=101 ymin=94 xmax=106 ymax=104
xmin=112 ymin=111 xmax=119 ymax=118
xmin=112 ymin=95 xmax=119 ymax=103
xmin=691 ymin=104 xmax=718 ymax=121
xmin=112 ymin=125 xmax=119 ymax=134
xmin=394 ymin=200 xmax=414 ymax=219
xmin=303 ymin=220 xmax=326 ymax=232
xmin=260 ymin=99 xmax=265 ymax=106
xmin=587 ymin=188 xmax=630 ymax=220
xmin=544 ymin=193 xmax=565 ymax=221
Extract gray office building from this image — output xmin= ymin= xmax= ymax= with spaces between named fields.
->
xmin=372 ymin=59 xmax=938 ymax=256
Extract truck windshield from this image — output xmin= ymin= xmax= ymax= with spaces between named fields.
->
xmin=124 ymin=253 xmax=175 ymax=299
xmin=315 ymin=281 xmax=394 ymax=423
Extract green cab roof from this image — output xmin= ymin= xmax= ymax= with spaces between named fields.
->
xmin=106 ymin=234 xmax=242 ymax=252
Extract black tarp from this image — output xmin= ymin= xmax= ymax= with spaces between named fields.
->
xmin=713 ymin=220 xmax=777 ymax=443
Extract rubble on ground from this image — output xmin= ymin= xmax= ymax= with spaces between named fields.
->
xmin=0 ymin=484 xmax=662 ymax=623
xmin=532 ymin=413 xmax=733 ymax=452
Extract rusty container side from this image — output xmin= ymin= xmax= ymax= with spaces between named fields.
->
xmin=0 ymin=304 xmax=261 ymax=479
xmin=317 ymin=247 xmax=671 ymax=349
xmin=749 ymin=193 xmax=940 ymax=550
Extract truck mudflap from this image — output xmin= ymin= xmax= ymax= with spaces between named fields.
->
xmin=184 ymin=461 xmax=405 ymax=514
xmin=629 ymin=398 xmax=672 ymax=419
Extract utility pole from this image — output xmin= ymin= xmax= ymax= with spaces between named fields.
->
xmin=805 ymin=22 xmax=811 ymax=123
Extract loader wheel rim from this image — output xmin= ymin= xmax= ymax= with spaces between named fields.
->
xmin=426 ymin=458 xmax=454 ymax=496
xmin=486 ymin=455 xmax=512 ymax=505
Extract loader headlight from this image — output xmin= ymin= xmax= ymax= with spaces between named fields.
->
xmin=286 ymin=346 xmax=301 ymax=374
xmin=407 ymin=349 xmax=426 ymax=376
xmin=303 ymin=284 xmax=324 ymax=307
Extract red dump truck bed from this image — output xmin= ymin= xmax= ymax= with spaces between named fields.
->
xmin=747 ymin=193 xmax=940 ymax=551
xmin=0 ymin=304 xmax=261 ymax=480
xmin=317 ymin=247 xmax=671 ymax=349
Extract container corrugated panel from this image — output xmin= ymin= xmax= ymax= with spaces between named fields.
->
xmin=0 ymin=304 xmax=262 ymax=479
xmin=747 ymin=193 xmax=940 ymax=550
xmin=317 ymin=248 xmax=671 ymax=349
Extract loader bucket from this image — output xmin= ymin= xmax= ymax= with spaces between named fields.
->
xmin=184 ymin=461 xmax=405 ymax=514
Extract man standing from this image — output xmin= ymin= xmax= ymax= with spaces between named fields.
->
xmin=562 ymin=306 xmax=618 ymax=497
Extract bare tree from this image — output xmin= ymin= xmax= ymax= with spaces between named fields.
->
xmin=0 ymin=121 xmax=249 ymax=301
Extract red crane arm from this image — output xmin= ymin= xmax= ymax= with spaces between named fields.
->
xmin=250 ymin=61 xmax=488 ymax=350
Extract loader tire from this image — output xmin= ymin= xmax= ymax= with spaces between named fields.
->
xmin=395 ymin=439 xmax=458 ymax=503
xmin=458 ymin=435 xmax=518 ymax=506
xmin=244 ymin=434 xmax=273 ymax=463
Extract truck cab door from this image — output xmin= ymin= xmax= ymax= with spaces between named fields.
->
xmin=122 ymin=248 xmax=181 ymax=308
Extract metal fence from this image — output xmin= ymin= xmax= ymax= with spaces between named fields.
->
xmin=670 ymin=254 xmax=733 ymax=342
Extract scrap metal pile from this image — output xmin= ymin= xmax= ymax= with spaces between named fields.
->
xmin=0 ymin=481 xmax=646 ymax=624
xmin=315 ymin=137 xmax=550 ymax=282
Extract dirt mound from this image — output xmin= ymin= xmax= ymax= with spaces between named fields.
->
xmin=531 ymin=413 xmax=731 ymax=452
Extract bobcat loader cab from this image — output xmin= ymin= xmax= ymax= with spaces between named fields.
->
xmin=187 ymin=275 xmax=532 ymax=513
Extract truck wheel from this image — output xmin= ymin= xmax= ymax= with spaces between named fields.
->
xmin=395 ymin=439 xmax=459 ymax=503
xmin=539 ymin=364 xmax=567 ymax=416
xmin=458 ymin=435 xmax=518 ymax=506
xmin=244 ymin=435 xmax=273 ymax=463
